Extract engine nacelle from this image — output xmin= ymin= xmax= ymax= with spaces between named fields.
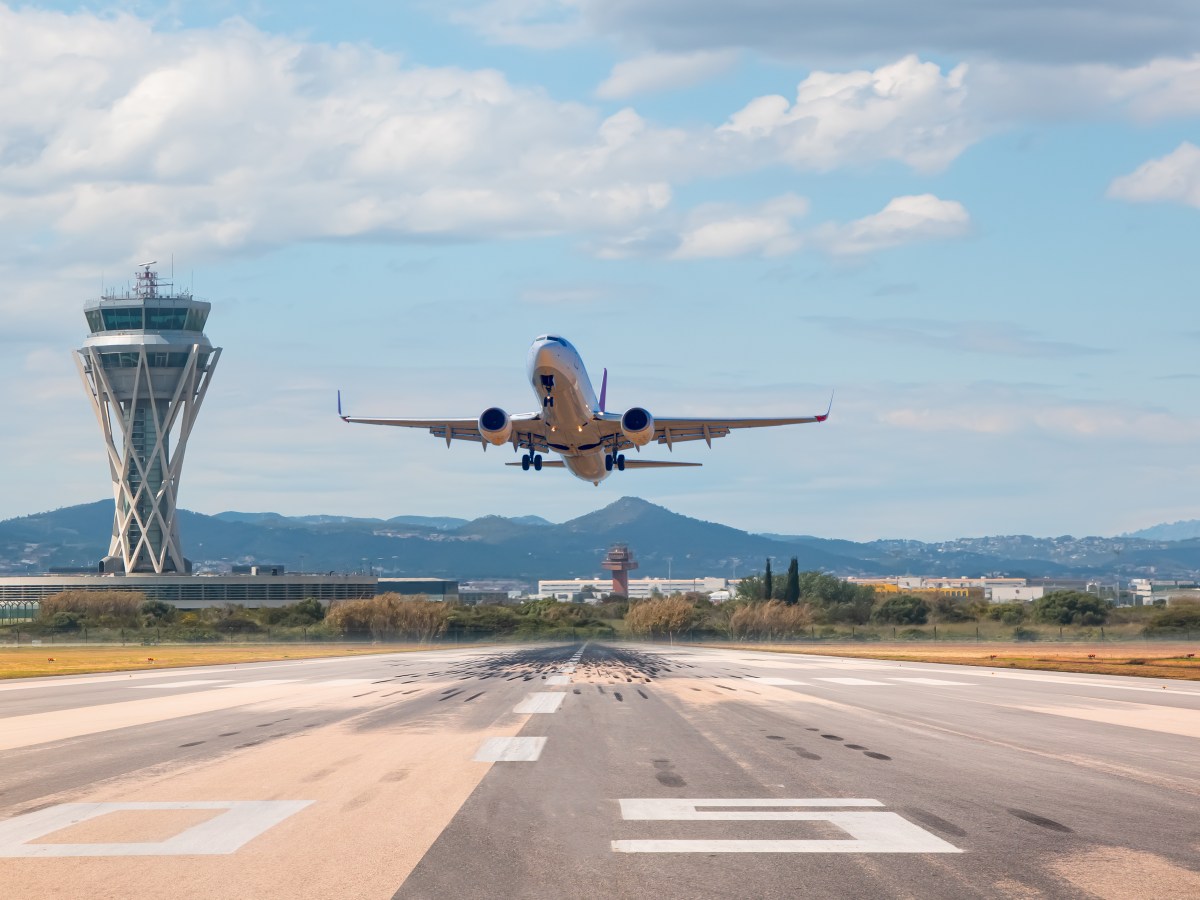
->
xmin=478 ymin=407 xmax=513 ymax=446
xmin=621 ymin=407 xmax=655 ymax=446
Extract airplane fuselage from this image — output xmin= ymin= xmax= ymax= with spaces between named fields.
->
xmin=526 ymin=335 xmax=611 ymax=484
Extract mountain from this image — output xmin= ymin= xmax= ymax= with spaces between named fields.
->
xmin=1123 ymin=520 xmax=1200 ymax=541
xmin=4 ymin=498 xmax=1200 ymax=583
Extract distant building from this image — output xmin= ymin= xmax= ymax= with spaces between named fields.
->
xmin=538 ymin=577 xmax=730 ymax=601
xmin=987 ymin=585 xmax=1045 ymax=603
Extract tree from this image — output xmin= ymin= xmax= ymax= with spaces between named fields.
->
xmin=871 ymin=594 xmax=930 ymax=626
xmin=1033 ymin=591 xmax=1110 ymax=626
xmin=763 ymin=559 xmax=773 ymax=601
xmin=783 ymin=558 xmax=800 ymax=605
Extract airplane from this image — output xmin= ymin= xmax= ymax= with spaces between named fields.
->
xmin=338 ymin=334 xmax=830 ymax=486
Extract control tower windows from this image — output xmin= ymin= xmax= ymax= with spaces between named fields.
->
xmin=145 ymin=308 xmax=188 ymax=330
xmin=85 ymin=310 xmax=103 ymax=333
xmin=102 ymin=308 xmax=143 ymax=330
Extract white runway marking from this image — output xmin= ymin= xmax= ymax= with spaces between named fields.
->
xmin=891 ymin=678 xmax=972 ymax=686
xmin=309 ymin=679 xmax=374 ymax=687
xmin=817 ymin=678 xmax=892 ymax=686
xmin=130 ymin=680 xmax=229 ymax=689
xmin=227 ymin=679 xmax=299 ymax=688
xmin=473 ymin=737 xmax=547 ymax=762
xmin=0 ymin=801 xmax=312 ymax=857
xmin=559 ymin=665 xmax=576 ymax=673
xmin=514 ymin=693 xmax=566 ymax=714
xmin=546 ymin=675 xmax=571 ymax=685
xmin=750 ymin=677 xmax=805 ymax=686
xmin=612 ymin=799 xmax=961 ymax=854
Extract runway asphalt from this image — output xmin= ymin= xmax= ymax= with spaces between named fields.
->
xmin=1 ymin=641 xmax=1198 ymax=899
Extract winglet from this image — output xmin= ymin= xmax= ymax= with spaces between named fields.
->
xmin=599 ymin=367 xmax=608 ymax=413
xmin=815 ymin=390 xmax=834 ymax=423
xmin=337 ymin=390 xmax=348 ymax=422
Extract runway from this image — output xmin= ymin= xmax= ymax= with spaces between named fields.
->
xmin=1 ymin=642 xmax=1198 ymax=898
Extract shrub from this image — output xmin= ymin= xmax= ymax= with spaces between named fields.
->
xmin=326 ymin=594 xmax=448 ymax=641
xmin=1143 ymin=601 xmax=1200 ymax=635
xmin=871 ymin=594 xmax=930 ymax=626
xmin=1013 ymin=627 xmax=1039 ymax=641
xmin=727 ymin=600 xmax=814 ymax=640
xmin=38 ymin=591 xmax=143 ymax=628
xmin=1033 ymin=591 xmax=1110 ymax=626
xmin=625 ymin=595 xmax=695 ymax=637
xmin=986 ymin=602 xmax=1027 ymax=625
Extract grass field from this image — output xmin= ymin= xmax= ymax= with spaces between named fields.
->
xmin=0 ymin=644 xmax=432 ymax=680
xmin=698 ymin=641 xmax=1200 ymax=681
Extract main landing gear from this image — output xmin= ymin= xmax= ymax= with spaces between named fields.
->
xmin=521 ymin=453 xmax=543 ymax=471
xmin=605 ymin=453 xmax=626 ymax=472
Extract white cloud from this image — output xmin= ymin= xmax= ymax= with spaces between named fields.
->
xmin=719 ymin=56 xmax=977 ymax=172
xmin=596 ymin=49 xmax=738 ymax=99
xmin=803 ymin=317 xmax=1108 ymax=358
xmin=447 ymin=0 xmax=588 ymax=49
xmin=671 ymin=194 xmax=808 ymax=259
xmin=1107 ymin=142 xmax=1200 ymax=208
xmin=814 ymin=194 xmax=970 ymax=255
xmin=0 ymin=6 xmax=681 ymax=273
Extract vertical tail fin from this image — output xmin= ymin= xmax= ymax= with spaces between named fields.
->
xmin=599 ymin=368 xmax=608 ymax=413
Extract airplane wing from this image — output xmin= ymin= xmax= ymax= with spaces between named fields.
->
xmin=338 ymin=395 xmax=547 ymax=450
xmin=594 ymin=396 xmax=832 ymax=451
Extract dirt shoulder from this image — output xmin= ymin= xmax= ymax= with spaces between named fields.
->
xmin=0 ymin=644 xmax=435 ymax=680
xmin=690 ymin=641 xmax=1200 ymax=681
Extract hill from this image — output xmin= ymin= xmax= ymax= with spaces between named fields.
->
xmin=3 ymin=499 xmax=1200 ymax=583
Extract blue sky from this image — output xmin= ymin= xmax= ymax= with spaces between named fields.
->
xmin=2 ymin=1 xmax=1198 ymax=540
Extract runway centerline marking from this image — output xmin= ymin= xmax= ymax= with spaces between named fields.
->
xmin=473 ymin=737 xmax=547 ymax=762
xmin=0 ymin=801 xmax=312 ymax=857
xmin=750 ymin=677 xmax=805 ymax=686
xmin=546 ymin=675 xmax=571 ymax=685
xmin=612 ymin=799 xmax=961 ymax=854
xmin=513 ymin=693 xmax=566 ymax=714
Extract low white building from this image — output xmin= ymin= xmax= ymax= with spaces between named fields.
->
xmin=986 ymin=585 xmax=1045 ymax=603
xmin=537 ymin=577 xmax=729 ymax=601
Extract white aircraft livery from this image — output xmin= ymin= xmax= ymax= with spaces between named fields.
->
xmin=339 ymin=335 xmax=830 ymax=486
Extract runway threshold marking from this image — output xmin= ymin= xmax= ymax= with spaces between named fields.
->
xmin=473 ymin=737 xmax=547 ymax=762
xmin=546 ymin=675 xmax=571 ymax=685
xmin=612 ymin=799 xmax=961 ymax=854
xmin=0 ymin=801 xmax=313 ymax=857
xmin=514 ymin=693 xmax=566 ymax=714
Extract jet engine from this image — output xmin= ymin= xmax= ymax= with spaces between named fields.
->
xmin=478 ymin=407 xmax=513 ymax=446
xmin=620 ymin=407 xmax=655 ymax=446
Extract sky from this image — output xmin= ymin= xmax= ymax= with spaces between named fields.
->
xmin=1 ymin=0 xmax=1198 ymax=541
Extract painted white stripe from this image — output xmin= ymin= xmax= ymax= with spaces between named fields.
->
xmin=750 ymin=677 xmax=804 ymax=686
xmin=546 ymin=675 xmax=571 ymax=685
xmin=612 ymin=799 xmax=960 ymax=854
xmin=130 ymin=680 xmax=229 ymax=689
xmin=514 ymin=693 xmax=565 ymax=714
xmin=817 ymin=678 xmax=892 ymax=686
xmin=0 ymin=801 xmax=313 ymax=857
xmin=309 ymin=679 xmax=374 ymax=687
xmin=559 ymin=665 xmax=576 ymax=673
xmin=891 ymin=678 xmax=972 ymax=686
xmin=227 ymin=679 xmax=299 ymax=688
xmin=473 ymin=737 xmax=547 ymax=762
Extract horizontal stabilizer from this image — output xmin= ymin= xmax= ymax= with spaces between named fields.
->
xmin=620 ymin=460 xmax=702 ymax=468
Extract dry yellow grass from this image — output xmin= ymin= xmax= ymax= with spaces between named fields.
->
xmin=0 ymin=644 xmax=431 ymax=680
xmin=697 ymin=641 xmax=1200 ymax=681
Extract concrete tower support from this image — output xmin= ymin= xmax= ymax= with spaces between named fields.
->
xmin=74 ymin=266 xmax=220 ymax=574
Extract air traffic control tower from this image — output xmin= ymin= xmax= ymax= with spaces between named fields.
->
xmin=75 ymin=265 xmax=221 ymax=574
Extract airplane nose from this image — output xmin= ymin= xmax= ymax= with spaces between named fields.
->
xmin=532 ymin=343 xmax=558 ymax=371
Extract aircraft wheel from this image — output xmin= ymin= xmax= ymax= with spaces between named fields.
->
xmin=521 ymin=454 xmax=531 ymax=471
xmin=533 ymin=454 xmax=543 ymax=471
xmin=616 ymin=454 xmax=626 ymax=471
xmin=604 ymin=454 xmax=613 ymax=471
